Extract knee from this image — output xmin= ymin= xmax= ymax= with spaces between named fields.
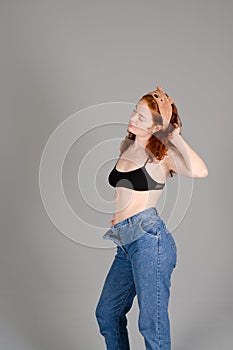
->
xmin=95 ymin=299 xmax=104 ymax=325
xmin=95 ymin=299 xmax=111 ymax=328
xmin=138 ymin=318 xmax=155 ymax=336
xmin=95 ymin=299 xmax=118 ymax=332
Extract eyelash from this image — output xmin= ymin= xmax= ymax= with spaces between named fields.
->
xmin=133 ymin=109 xmax=144 ymax=121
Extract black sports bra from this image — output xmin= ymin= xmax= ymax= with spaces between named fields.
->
xmin=108 ymin=156 xmax=166 ymax=191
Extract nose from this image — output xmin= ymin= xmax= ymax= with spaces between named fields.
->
xmin=130 ymin=111 xmax=137 ymax=121
xmin=130 ymin=115 xmax=138 ymax=124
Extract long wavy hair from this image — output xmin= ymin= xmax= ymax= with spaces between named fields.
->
xmin=119 ymin=93 xmax=183 ymax=177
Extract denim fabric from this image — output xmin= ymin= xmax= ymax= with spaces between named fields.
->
xmin=95 ymin=207 xmax=177 ymax=350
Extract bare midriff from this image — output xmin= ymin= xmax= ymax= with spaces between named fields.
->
xmin=113 ymin=186 xmax=164 ymax=224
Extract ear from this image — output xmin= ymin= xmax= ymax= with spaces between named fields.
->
xmin=168 ymin=96 xmax=174 ymax=104
xmin=155 ymin=86 xmax=174 ymax=104
xmin=156 ymin=86 xmax=163 ymax=92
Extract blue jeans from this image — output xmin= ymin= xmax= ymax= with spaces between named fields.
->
xmin=95 ymin=207 xmax=177 ymax=350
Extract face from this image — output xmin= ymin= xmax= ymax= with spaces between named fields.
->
xmin=128 ymin=100 xmax=160 ymax=135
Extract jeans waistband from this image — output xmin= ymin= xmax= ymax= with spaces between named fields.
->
xmin=113 ymin=207 xmax=159 ymax=229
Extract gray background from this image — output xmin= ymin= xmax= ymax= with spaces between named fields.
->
xmin=1 ymin=0 xmax=232 ymax=349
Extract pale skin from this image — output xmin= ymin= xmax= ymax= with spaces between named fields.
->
xmin=110 ymin=99 xmax=208 ymax=225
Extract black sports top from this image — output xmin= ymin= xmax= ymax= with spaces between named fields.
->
xmin=108 ymin=156 xmax=166 ymax=191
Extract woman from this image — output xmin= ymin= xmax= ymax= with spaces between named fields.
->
xmin=95 ymin=86 xmax=208 ymax=350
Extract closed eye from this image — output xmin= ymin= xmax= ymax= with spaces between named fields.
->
xmin=133 ymin=109 xmax=145 ymax=120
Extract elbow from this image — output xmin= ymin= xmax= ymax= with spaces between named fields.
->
xmin=194 ymin=166 xmax=209 ymax=178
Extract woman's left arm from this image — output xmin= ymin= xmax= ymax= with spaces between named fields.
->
xmin=167 ymin=125 xmax=209 ymax=178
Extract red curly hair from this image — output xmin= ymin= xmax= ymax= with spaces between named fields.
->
xmin=119 ymin=93 xmax=183 ymax=178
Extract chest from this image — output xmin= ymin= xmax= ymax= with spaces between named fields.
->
xmin=108 ymin=152 xmax=168 ymax=191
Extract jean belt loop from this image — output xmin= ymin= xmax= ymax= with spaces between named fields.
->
xmin=128 ymin=217 xmax=132 ymax=227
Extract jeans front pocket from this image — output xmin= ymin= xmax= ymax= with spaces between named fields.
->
xmin=139 ymin=217 xmax=161 ymax=239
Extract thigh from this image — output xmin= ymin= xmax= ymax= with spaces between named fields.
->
xmin=128 ymin=220 xmax=174 ymax=311
xmin=129 ymin=233 xmax=161 ymax=304
xmin=97 ymin=247 xmax=135 ymax=308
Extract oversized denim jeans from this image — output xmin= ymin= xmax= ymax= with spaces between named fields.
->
xmin=95 ymin=207 xmax=177 ymax=350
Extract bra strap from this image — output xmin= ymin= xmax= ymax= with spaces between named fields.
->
xmin=143 ymin=157 xmax=150 ymax=166
xmin=114 ymin=157 xmax=120 ymax=168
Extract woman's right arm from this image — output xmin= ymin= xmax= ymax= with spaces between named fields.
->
xmin=167 ymin=142 xmax=208 ymax=178
xmin=167 ymin=123 xmax=208 ymax=178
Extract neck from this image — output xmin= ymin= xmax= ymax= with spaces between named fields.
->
xmin=131 ymin=136 xmax=149 ymax=151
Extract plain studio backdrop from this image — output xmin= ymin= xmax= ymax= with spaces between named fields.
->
xmin=0 ymin=0 xmax=232 ymax=349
